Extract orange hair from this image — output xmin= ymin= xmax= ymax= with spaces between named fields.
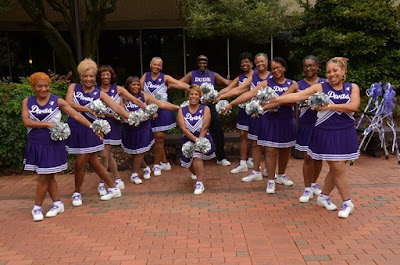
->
xmin=186 ymin=84 xmax=203 ymax=98
xmin=28 ymin=72 xmax=51 ymax=88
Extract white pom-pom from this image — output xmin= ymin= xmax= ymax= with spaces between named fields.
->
xmin=89 ymin=99 xmax=107 ymax=115
xmin=182 ymin=141 xmax=195 ymax=158
xmin=256 ymin=87 xmax=278 ymax=103
xmin=49 ymin=122 xmax=71 ymax=141
xmin=245 ymin=100 xmax=263 ymax=118
xmin=154 ymin=93 xmax=162 ymax=101
xmin=308 ymin=92 xmax=330 ymax=108
xmin=195 ymin=137 xmax=211 ymax=154
xmin=180 ymin=100 xmax=190 ymax=107
xmin=145 ymin=104 xmax=158 ymax=117
xmin=238 ymin=101 xmax=249 ymax=109
xmin=200 ymin=83 xmax=214 ymax=94
xmin=90 ymin=119 xmax=111 ymax=134
xmin=215 ymin=100 xmax=230 ymax=115
xmin=128 ymin=109 xmax=147 ymax=126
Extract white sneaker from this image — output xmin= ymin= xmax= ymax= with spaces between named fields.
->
xmin=143 ymin=167 xmax=151 ymax=179
xmin=130 ymin=173 xmax=143 ymax=184
xmin=217 ymin=159 xmax=231 ymax=166
xmin=100 ymin=188 xmax=121 ymax=201
xmin=191 ymin=174 xmax=197 ymax=180
xmin=276 ymin=175 xmax=293 ymax=186
xmin=338 ymin=201 xmax=355 ymax=218
xmin=153 ymin=164 xmax=161 ymax=176
xmin=160 ymin=162 xmax=171 ymax=170
xmin=299 ymin=189 xmax=313 ymax=203
xmin=317 ymin=196 xmax=337 ymax=211
xmin=241 ymin=171 xmax=263 ymax=182
xmin=72 ymin=192 xmax=82 ymax=207
xmin=32 ymin=207 xmax=43 ymax=222
xmin=194 ymin=182 xmax=205 ymax=195
xmin=266 ymin=180 xmax=276 ymax=194
xmin=230 ymin=164 xmax=248 ymax=174
xmin=45 ymin=203 xmax=65 ymax=218
xmin=311 ymin=183 xmax=322 ymax=196
xmin=263 ymin=168 xmax=268 ymax=177
xmin=115 ymin=179 xmax=125 ymax=189
xmin=97 ymin=183 xmax=107 ymax=196
xmin=247 ymin=158 xmax=254 ymax=169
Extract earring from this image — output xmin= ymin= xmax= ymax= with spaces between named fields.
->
xmin=342 ymin=75 xmax=346 ymax=82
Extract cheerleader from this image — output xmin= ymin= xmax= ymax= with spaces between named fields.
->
xmin=122 ymin=76 xmax=179 ymax=184
xmin=266 ymin=57 xmax=360 ymax=218
xmin=95 ymin=65 xmax=147 ymax=195
xmin=292 ymin=56 xmax=325 ymax=202
xmin=140 ymin=57 xmax=189 ymax=176
xmin=218 ymin=52 xmax=255 ymax=173
xmin=178 ymin=85 xmax=215 ymax=195
xmin=66 ymin=59 xmax=133 ymax=206
xmin=22 ymin=72 xmax=101 ymax=221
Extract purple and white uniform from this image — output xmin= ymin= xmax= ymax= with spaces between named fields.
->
xmin=247 ymin=71 xmax=273 ymax=140
xmin=295 ymin=78 xmax=326 ymax=151
xmin=66 ymin=84 xmax=104 ymax=154
xmin=121 ymin=93 xmax=155 ymax=154
xmin=257 ymin=78 xmax=296 ymax=148
xmin=191 ymin=70 xmax=215 ymax=86
xmin=236 ymin=73 xmax=251 ymax=131
xmin=24 ymin=94 xmax=68 ymax=174
xmin=143 ymin=72 xmax=176 ymax=132
xmin=180 ymin=105 xmax=215 ymax=168
xmin=95 ymin=84 xmax=121 ymax=145
xmin=307 ymin=82 xmax=359 ymax=161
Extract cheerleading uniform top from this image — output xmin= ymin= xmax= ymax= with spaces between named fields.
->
xmin=191 ymin=70 xmax=215 ymax=86
xmin=236 ymin=73 xmax=251 ymax=131
xmin=180 ymin=104 xmax=215 ymax=168
xmin=265 ymin=78 xmax=295 ymax=119
xmin=24 ymin=94 xmax=68 ymax=174
xmin=68 ymin=84 xmax=101 ymax=124
xmin=95 ymin=84 xmax=121 ymax=145
xmin=142 ymin=72 xmax=176 ymax=132
xmin=298 ymin=78 xmax=326 ymax=124
xmin=250 ymin=70 xmax=273 ymax=90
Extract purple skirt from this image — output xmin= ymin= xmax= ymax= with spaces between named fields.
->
xmin=150 ymin=108 xmax=176 ymax=132
xmin=295 ymin=122 xmax=314 ymax=152
xmin=257 ymin=115 xmax=296 ymax=148
xmin=180 ymin=133 xmax=216 ymax=168
xmin=24 ymin=130 xmax=68 ymax=174
xmin=247 ymin=116 xmax=261 ymax=140
xmin=103 ymin=116 xmax=121 ymax=145
xmin=66 ymin=122 xmax=104 ymax=154
xmin=122 ymin=120 xmax=155 ymax=154
xmin=307 ymin=126 xmax=360 ymax=161
xmin=236 ymin=108 xmax=250 ymax=131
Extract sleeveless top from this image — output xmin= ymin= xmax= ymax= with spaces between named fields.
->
xmin=316 ymin=82 xmax=355 ymax=129
xmin=143 ymin=72 xmax=168 ymax=101
xmin=250 ymin=70 xmax=273 ymax=90
xmin=67 ymin=84 xmax=101 ymax=125
xmin=27 ymin=94 xmax=61 ymax=135
xmin=238 ymin=73 xmax=248 ymax=86
xmin=95 ymin=84 xmax=120 ymax=114
xmin=298 ymin=78 xmax=326 ymax=123
xmin=182 ymin=104 xmax=206 ymax=137
xmin=266 ymin=78 xmax=295 ymax=120
xmin=191 ymin=70 xmax=215 ymax=86
xmin=124 ymin=93 xmax=146 ymax=112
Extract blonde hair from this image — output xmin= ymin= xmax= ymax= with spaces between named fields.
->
xmin=77 ymin=58 xmax=98 ymax=77
xmin=29 ymin=72 xmax=51 ymax=88
xmin=327 ymin=57 xmax=348 ymax=72
xmin=186 ymin=84 xmax=203 ymax=98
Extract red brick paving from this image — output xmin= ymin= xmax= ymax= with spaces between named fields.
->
xmin=1 ymin=154 xmax=400 ymax=264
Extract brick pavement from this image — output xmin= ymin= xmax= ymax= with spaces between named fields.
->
xmin=0 ymin=154 xmax=399 ymax=265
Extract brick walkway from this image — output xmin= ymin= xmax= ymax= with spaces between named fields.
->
xmin=0 ymin=154 xmax=399 ymax=265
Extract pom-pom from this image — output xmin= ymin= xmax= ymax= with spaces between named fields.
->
xmin=200 ymin=83 xmax=214 ymax=94
xmin=49 ymin=122 xmax=71 ymax=141
xmin=298 ymin=100 xmax=309 ymax=108
xmin=215 ymin=100 xmax=230 ymax=115
xmin=195 ymin=137 xmax=211 ymax=154
xmin=127 ymin=109 xmax=147 ymax=126
xmin=245 ymin=100 xmax=263 ymax=118
xmin=90 ymin=119 xmax=111 ymax=135
xmin=145 ymin=104 xmax=158 ymax=118
xmin=182 ymin=141 xmax=195 ymax=158
xmin=308 ymin=92 xmax=330 ymax=108
xmin=180 ymin=100 xmax=190 ymax=107
xmin=89 ymin=99 xmax=107 ymax=115
xmin=238 ymin=101 xmax=249 ymax=109
xmin=200 ymin=89 xmax=218 ymax=104
xmin=256 ymin=87 xmax=278 ymax=103
xmin=154 ymin=93 xmax=162 ymax=101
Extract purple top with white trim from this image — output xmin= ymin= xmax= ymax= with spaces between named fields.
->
xmin=143 ymin=72 xmax=168 ymax=101
xmin=191 ymin=70 xmax=215 ymax=86
xmin=67 ymin=84 xmax=100 ymax=124
xmin=298 ymin=78 xmax=326 ymax=124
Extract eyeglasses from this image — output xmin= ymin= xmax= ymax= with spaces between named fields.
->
xmin=303 ymin=64 xmax=316 ymax=69
xmin=100 ymin=72 xmax=111 ymax=77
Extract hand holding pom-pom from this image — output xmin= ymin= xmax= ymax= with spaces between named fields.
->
xmin=256 ymin=87 xmax=278 ymax=103
xmin=180 ymin=100 xmax=190 ymax=107
xmin=128 ymin=109 xmax=147 ymax=126
xmin=200 ymin=83 xmax=214 ymax=94
xmin=154 ymin=93 xmax=162 ymax=101
xmin=195 ymin=137 xmax=211 ymax=154
xmin=145 ymin=104 xmax=158 ymax=118
xmin=238 ymin=101 xmax=249 ymax=109
xmin=89 ymin=99 xmax=107 ymax=115
xmin=308 ymin=92 xmax=330 ymax=109
xmin=49 ymin=122 xmax=71 ymax=141
xmin=90 ymin=119 xmax=111 ymax=135
xmin=245 ymin=100 xmax=263 ymax=118
xmin=215 ymin=100 xmax=230 ymax=115
xmin=182 ymin=141 xmax=195 ymax=158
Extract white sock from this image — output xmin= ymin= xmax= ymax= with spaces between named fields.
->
xmin=276 ymin=173 xmax=285 ymax=178
xmin=240 ymin=160 xmax=246 ymax=166
xmin=268 ymin=179 xmax=275 ymax=183
xmin=53 ymin=200 xmax=62 ymax=206
xmin=33 ymin=205 xmax=41 ymax=210
xmin=131 ymin=173 xmax=138 ymax=178
xmin=252 ymin=170 xmax=260 ymax=174
xmin=247 ymin=157 xmax=253 ymax=162
xmin=304 ymin=187 xmax=311 ymax=192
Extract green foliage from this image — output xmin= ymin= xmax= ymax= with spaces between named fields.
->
xmin=177 ymin=0 xmax=301 ymax=43
xmin=290 ymin=0 xmax=400 ymax=90
xmin=0 ymin=77 xmax=68 ymax=169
